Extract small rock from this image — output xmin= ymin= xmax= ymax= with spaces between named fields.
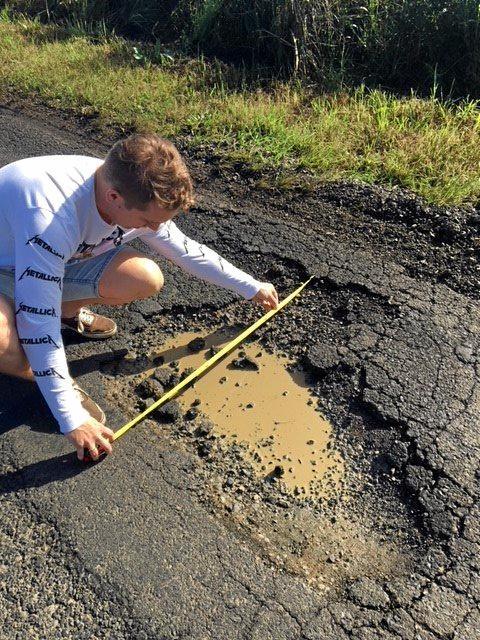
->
xmin=219 ymin=376 xmax=227 ymax=384
xmin=136 ymin=378 xmax=164 ymax=399
xmin=141 ymin=397 xmax=156 ymax=409
xmin=230 ymin=356 xmax=259 ymax=371
xmin=185 ymin=407 xmax=199 ymax=421
xmin=455 ymin=344 xmax=473 ymax=363
xmin=231 ymin=502 xmax=241 ymax=514
xmin=153 ymin=367 xmax=174 ymax=387
xmin=271 ymin=465 xmax=285 ymax=478
xmin=196 ymin=420 xmax=214 ymax=436
xmin=154 ymin=400 xmax=181 ymax=423
xmin=198 ymin=442 xmax=212 ymax=458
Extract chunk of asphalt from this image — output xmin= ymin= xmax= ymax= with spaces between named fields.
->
xmin=153 ymin=367 xmax=175 ymax=387
xmin=230 ymin=356 xmax=259 ymax=371
xmin=195 ymin=420 xmax=214 ymax=437
xmin=185 ymin=407 xmax=199 ymax=421
xmin=135 ymin=378 xmax=165 ymax=399
xmin=153 ymin=400 xmax=182 ymax=423
xmin=198 ymin=442 xmax=212 ymax=458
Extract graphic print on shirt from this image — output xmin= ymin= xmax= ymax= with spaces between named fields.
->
xmin=18 ymin=266 xmax=62 ymax=290
xmin=32 ymin=367 xmax=65 ymax=379
xmin=180 ymin=227 xmax=220 ymax=267
xmin=15 ymin=302 xmax=57 ymax=317
xmin=0 ymin=147 xmax=261 ymax=434
xmin=26 ymin=234 xmax=65 ymax=260
xmin=71 ymin=226 xmax=125 ymax=261
xmin=19 ymin=334 xmax=60 ymax=348
xmin=113 ymin=227 xmax=125 ymax=246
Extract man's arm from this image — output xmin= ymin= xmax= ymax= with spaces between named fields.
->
xmin=13 ymin=207 xmax=90 ymax=433
xmin=141 ymin=220 xmax=265 ymax=300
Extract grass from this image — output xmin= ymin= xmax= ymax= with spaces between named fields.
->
xmin=0 ymin=15 xmax=480 ymax=206
xmin=10 ymin=0 xmax=480 ymax=97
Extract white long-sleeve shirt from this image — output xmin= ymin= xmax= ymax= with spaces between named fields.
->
xmin=0 ymin=155 xmax=262 ymax=434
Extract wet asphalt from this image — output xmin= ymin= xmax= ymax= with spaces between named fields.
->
xmin=0 ymin=105 xmax=479 ymax=639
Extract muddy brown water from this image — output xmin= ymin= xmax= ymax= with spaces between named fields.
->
xmin=148 ymin=328 xmax=344 ymax=497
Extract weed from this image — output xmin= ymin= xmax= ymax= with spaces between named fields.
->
xmin=1 ymin=16 xmax=480 ymax=205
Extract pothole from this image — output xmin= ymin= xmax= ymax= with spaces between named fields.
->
xmin=101 ymin=322 xmax=415 ymax=592
xmin=146 ymin=328 xmax=344 ymax=498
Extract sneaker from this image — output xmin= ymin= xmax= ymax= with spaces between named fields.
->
xmin=62 ymin=307 xmax=117 ymax=340
xmin=72 ymin=380 xmax=106 ymax=424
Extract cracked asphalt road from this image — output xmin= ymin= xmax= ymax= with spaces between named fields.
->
xmin=0 ymin=104 xmax=479 ymax=639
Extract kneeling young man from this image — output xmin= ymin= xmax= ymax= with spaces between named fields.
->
xmin=0 ymin=133 xmax=278 ymax=460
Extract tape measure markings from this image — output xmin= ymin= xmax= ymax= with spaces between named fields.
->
xmin=113 ymin=276 xmax=314 ymax=443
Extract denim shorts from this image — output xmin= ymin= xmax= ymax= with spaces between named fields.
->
xmin=0 ymin=246 xmax=128 ymax=302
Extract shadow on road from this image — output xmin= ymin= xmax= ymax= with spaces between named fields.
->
xmin=0 ymin=354 xmax=112 ymax=493
xmin=0 ymin=374 xmax=55 ymax=436
xmin=0 ymin=451 xmax=85 ymax=495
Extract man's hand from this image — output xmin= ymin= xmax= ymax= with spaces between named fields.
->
xmin=251 ymin=282 xmax=279 ymax=311
xmin=66 ymin=417 xmax=114 ymax=461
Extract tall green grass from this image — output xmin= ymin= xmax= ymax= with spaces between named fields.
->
xmin=0 ymin=16 xmax=479 ymax=206
xmin=4 ymin=0 xmax=480 ymax=96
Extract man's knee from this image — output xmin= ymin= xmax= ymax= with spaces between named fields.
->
xmin=0 ymin=294 xmax=31 ymax=379
xmin=99 ymin=250 xmax=164 ymax=301
xmin=0 ymin=295 xmax=15 ymax=353
xmin=136 ymin=259 xmax=164 ymax=298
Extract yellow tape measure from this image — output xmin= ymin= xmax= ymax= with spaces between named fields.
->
xmin=112 ymin=276 xmax=314 ymax=444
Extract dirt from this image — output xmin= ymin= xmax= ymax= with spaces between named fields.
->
xmin=115 ymin=329 xmax=344 ymax=496
xmin=101 ymin=325 xmax=407 ymax=596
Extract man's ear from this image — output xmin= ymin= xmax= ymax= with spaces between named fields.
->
xmin=105 ymin=187 xmax=122 ymax=205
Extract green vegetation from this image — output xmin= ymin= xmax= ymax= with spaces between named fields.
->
xmin=0 ymin=14 xmax=479 ymax=206
xmin=5 ymin=0 xmax=480 ymax=97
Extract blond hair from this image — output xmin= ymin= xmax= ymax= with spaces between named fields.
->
xmin=103 ymin=133 xmax=194 ymax=211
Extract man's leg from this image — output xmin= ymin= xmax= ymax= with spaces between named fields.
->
xmin=0 ymin=294 xmax=32 ymax=379
xmin=61 ymin=247 xmax=164 ymax=319
xmin=0 ymin=248 xmax=164 ymax=379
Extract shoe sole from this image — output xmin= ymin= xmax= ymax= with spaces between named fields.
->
xmin=72 ymin=383 xmax=107 ymax=424
xmin=95 ymin=408 xmax=107 ymax=425
xmin=85 ymin=406 xmax=106 ymax=424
